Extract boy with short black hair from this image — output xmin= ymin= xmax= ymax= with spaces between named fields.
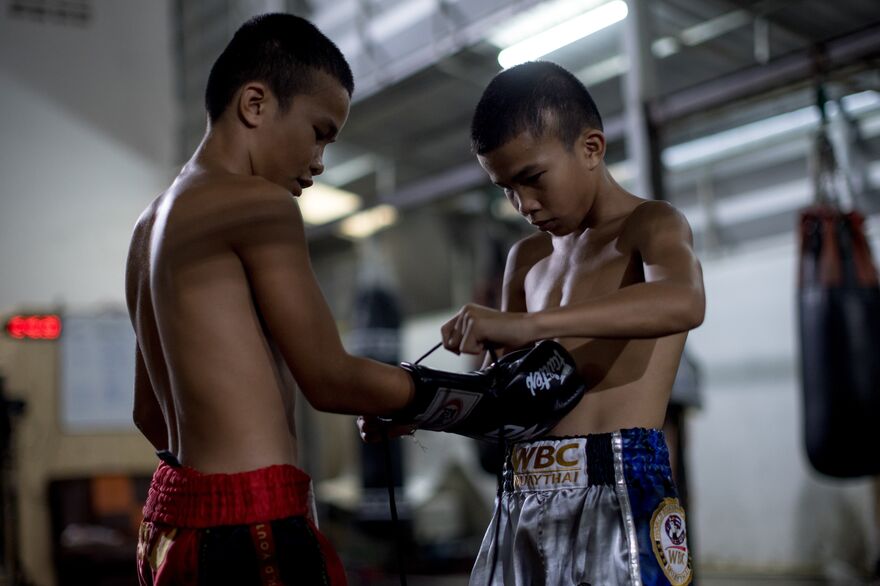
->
xmin=441 ymin=61 xmax=705 ymax=585
xmin=127 ymin=14 xmax=415 ymax=585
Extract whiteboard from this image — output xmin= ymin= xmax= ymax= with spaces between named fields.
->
xmin=59 ymin=313 xmax=136 ymax=432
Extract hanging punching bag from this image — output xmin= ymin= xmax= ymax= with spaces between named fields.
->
xmin=345 ymin=241 xmax=413 ymax=547
xmin=798 ymin=113 xmax=880 ymax=478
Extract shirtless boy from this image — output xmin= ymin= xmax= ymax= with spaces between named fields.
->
xmin=365 ymin=61 xmax=705 ymax=585
xmin=460 ymin=60 xmax=704 ymax=586
xmin=127 ymin=16 xmax=578 ymax=586
xmin=125 ymin=14 xmax=416 ymax=585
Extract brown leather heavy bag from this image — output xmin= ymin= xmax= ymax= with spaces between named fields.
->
xmin=798 ymin=203 xmax=880 ymax=477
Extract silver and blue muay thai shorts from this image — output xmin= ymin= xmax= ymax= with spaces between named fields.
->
xmin=470 ymin=428 xmax=693 ymax=586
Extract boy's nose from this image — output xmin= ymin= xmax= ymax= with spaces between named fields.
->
xmin=517 ymin=194 xmax=542 ymax=215
xmin=310 ymin=150 xmax=325 ymax=177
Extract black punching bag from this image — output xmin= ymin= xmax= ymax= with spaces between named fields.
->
xmin=345 ymin=241 xmax=412 ymax=543
xmin=798 ymin=125 xmax=880 ymax=478
xmin=349 ymin=286 xmax=405 ymax=495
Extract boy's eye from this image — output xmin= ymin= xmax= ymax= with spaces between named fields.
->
xmin=524 ymin=172 xmax=544 ymax=184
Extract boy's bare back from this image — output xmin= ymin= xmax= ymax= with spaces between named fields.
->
xmin=125 ymin=59 xmax=415 ymax=476
xmin=130 ymin=16 xmax=426 ymax=584
xmin=126 ymin=172 xmax=304 ymax=473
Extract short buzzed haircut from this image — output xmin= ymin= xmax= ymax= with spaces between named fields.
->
xmin=205 ymin=13 xmax=354 ymax=123
xmin=471 ymin=61 xmax=603 ymax=154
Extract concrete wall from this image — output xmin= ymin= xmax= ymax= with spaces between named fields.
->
xmin=688 ymin=232 xmax=878 ymax=575
xmin=0 ymin=2 xmax=178 ymax=584
xmin=0 ymin=0 xmax=178 ymax=312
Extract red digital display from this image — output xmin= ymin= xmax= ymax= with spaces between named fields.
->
xmin=5 ymin=314 xmax=62 ymax=340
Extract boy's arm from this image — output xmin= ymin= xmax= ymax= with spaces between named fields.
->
xmin=490 ymin=237 xmax=532 ymax=358
xmin=231 ymin=187 xmax=413 ymax=415
xmin=445 ymin=203 xmax=704 ymax=354
xmin=499 ymin=239 xmax=530 ymax=314
xmin=531 ymin=203 xmax=704 ymax=340
xmin=444 ymin=234 xmax=545 ymax=357
xmin=132 ymin=343 xmax=168 ymax=450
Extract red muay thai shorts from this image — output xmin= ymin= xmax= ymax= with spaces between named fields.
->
xmin=137 ymin=461 xmax=346 ymax=585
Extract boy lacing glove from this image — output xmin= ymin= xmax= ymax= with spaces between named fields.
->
xmin=383 ymin=340 xmax=585 ymax=443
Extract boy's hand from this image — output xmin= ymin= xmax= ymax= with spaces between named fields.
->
xmin=356 ymin=415 xmax=415 ymax=443
xmin=385 ymin=341 xmax=584 ymax=443
xmin=441 ymin=303 xmax=534 ymax=355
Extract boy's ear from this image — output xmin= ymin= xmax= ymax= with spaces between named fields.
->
xmin=577 ymin=128 xmax=606 ymax=170
xmin=237 ymin=82 xmax=271 ymax=128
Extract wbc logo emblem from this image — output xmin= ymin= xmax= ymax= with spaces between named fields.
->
xmin=650 ymin=498 xmax=692 ymax=585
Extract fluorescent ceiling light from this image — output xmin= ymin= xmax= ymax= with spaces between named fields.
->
xmin=716 ymin=178 xmax=812 ymax=225
xmin=675 ymin=180 xmax=813 ymax=234
xmin=663 ymin=108 xmax=818 ymax=170
xmin=662 ymin=90 xmax=880 ymax=170
xmin=679 ymin=10 xmax=750 ymax=47
xmin=489 ymin=0 xmax=606 ymax=48
xmin=578 ymin=54 xmax=627 ymax=86
xmin=339 ymin=205 xmax=398 ymax=239
xmin=497 ymin=0 xmax=628 ymax=69
xmin=298 ymin=182 xmax=361 ymax=225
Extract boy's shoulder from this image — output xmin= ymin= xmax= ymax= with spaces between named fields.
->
xmin=624 ymin=198 xmax=679 ymax=223
xmin=167 ymin=173 xmax=298 ymax=227
xmin=148 ymin=172 xmax=302 ymax=252
xmin=619 ymin=199 xmax=692 ymax=246
xmin=507 ymin=231 xmax=552 ymax=268
xmin=178 ymin=172 xmax=291 ymax=210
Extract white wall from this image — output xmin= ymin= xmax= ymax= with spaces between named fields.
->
xmin=0 ymin=0 xmax=178 ymax=313
xmin=688 ymin=232 xmax=877 ymax=573
xmin=0 ymin=4 xmax=179 ymax=584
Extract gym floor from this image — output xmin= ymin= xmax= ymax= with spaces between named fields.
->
xmin=364 ymin=573 xmax=876 ymax=585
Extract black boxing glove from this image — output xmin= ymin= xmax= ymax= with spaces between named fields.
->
xmin=385 ymin=340 xmax=585 ymax=443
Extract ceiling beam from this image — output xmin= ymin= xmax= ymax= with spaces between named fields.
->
xmin=650 ymin=22 xmax=880 ymax=124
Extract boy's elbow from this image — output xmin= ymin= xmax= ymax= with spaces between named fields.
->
xmin=683 ymin=289 xmax=706 ymax=330
xmin=132 ymin=407 xmax=151 ymax=435
xmin=686 ymin=310 xmax=704 ymax=330
xmin=667 ymin=287 xmax=704 ymax=332
xmin=304 ymin=389 xmax=335 ymax=413
xmin=133 ymin=412 xmax=167 ymax=450
xmin=299 ymin=380 xmax=333 ymax=412
xmin=132 ymin=412 xmax=145 ymax=434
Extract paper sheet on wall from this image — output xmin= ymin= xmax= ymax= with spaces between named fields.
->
xmin=60 ymin=313 xmax=136 ymax=431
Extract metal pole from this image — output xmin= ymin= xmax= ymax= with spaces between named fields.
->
xmin=621 ymin=0 xmax=665 ymax=201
